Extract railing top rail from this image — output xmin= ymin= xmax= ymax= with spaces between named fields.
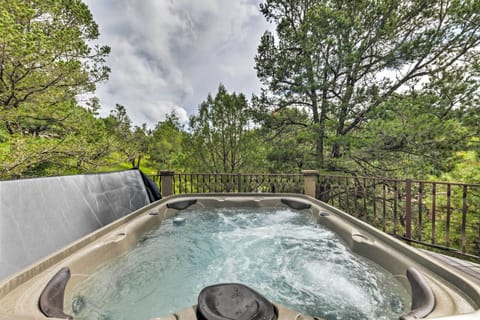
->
xmin=172 ymin=173 xmax=303 ymax=177
xmin=317 ymin=173 xmax=480 ymax=187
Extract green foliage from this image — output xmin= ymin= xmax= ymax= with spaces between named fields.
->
xmin=104 ymin=104 xmax=149 ymax=168
xmin=0 ymin=0 xmax=110 ymax=178
xmin=254 ymin=107 xmax=317 ymax=172
xmin=445 ymin=151 xmax=480 ymax=254
xmin=1 ymin=101 xmax=114 ymax=177
xmin=148 ymin=111 xmax=187 ymax=171
xmin=254 ymin=0 xmax=480 ymax=177
xmin=1 ymin=0 xmax=479 ymax=193
xmin=438 ymin=149 xmax=480 ymax=183
xmin=348 ymin=93 xmax=471 ymax=177
xmin=413 ymin=151 xmax=480 ymax=255
xmin=187 ymin=84 xmax=266 ymax=173
xmin=0 ymin=0 xmax=109 ymax=111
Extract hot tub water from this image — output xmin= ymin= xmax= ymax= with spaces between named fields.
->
xmin=67 ymin=207 xmax=410 ymax=320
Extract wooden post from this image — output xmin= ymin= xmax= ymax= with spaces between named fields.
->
xmin=159 ymin=170 xmax=174 ymax=197
xmin=302 ymin=170 xmax=319 ymax=198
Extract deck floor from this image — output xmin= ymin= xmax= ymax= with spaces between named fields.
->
xmin=423 ymin=250 xmax=480 ymax=285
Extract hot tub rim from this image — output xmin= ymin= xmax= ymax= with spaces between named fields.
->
xmin=1 ymin=193 xmax=479 ymax=320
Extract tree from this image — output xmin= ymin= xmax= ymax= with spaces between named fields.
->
xmin=257 ymin=107 xmax=317 ymax=172
xmin=254 ymin=0 xmax=480 ymax=176
xmin=0 ymin=0 xmax=110 ymax=178
xmin=187 ymin=84 xmax=264 ymax=173
xmin=1 ymin=103 xmax=114 ymax=177
xmin=148 ymin=111 xmax=187 ymax=171
xmin=104 ymin=104 xmax=148 ymax=168
xmin=349 ymin=93 xmax=471 ymax=176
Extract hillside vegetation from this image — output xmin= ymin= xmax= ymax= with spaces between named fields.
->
xmin=1 ymin=0 xmax=479 ymax=183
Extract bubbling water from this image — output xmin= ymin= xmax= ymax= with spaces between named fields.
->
xmin=67 ymin=208 xmax=410 ymax=320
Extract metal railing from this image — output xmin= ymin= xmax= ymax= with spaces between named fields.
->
xmin=317 ymin=175 xmax=480 ymax=260
xmin=159 ymin=172 xmax=304 ymax=194
xmin=151 ymin=171 xmax=480 ymax=261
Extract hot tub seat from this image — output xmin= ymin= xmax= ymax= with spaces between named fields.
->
xmin=400 ymin=267 xmax=436 ymax=320
xmin=197 ymin=283 xmax=277 ymax=320
xmin=38 ymin=267 xmax=72 ymax=319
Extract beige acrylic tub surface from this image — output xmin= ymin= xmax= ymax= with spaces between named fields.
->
xmin=0 ymin=194 xmax=479 ymax=320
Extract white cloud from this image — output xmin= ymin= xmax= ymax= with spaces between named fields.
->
xmin=84 ymin=0 xmax=271 ymax=127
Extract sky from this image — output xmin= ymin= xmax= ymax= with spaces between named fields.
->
xmin=83 ymin=0 xmax=271 ymax=127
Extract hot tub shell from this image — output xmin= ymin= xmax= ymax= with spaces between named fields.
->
xmin=0 ymin=194 xmax=479 ymax=320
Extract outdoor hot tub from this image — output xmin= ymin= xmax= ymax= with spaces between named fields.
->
xmin=0 ymin=194 xmax=479 ymax=320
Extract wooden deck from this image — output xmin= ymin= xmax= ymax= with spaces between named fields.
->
xmin=423 ymin=250 xmax=480 ymax=285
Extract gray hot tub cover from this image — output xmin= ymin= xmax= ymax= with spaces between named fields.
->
xmin=0 ymin=169 xmax=159 ymax=281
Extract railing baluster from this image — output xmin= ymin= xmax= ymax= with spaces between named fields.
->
xmin=337 ymin=177 xmax=341 ymax=208
xmin=431 ymin=183 xmax=436 ymax=245
xmin=363 ymin=177 xmax=367 ymax=222
xmin=405 ymin=179 xmax=412 ymax=241
xmin=354 ymin=179 xmax=359 ymax=217
xmin=345 ymin=177 xmax=349 ymax=211
xmin=179 ymin=174 xmax=183 ymax=194
xmin=182 ymin=174 xmax=185 ymax=193
xmin=462 ymin=185 xmax=468 ymax=253
xmin=182 ymin=174 xmax=186 ymax=193
xmin=178 ymin=174 xmax=182 ymax=194
xmin=393 ymin=181 xmax=398 ymax=235
xmin=333 ymin=177 xmax=336 ymax=205
xmin=446 ymin=184 xmax=451 ymax=247
xmin=179 ymin=174 xmax=181 ymax=194
xmin=372 ymin=178 xmax=377 ymax=228
xmin=173 ymin=174 xmax=176 ymax=194
xmin=174 ymin=174 xmax=178 ymax=194
xmin=417 ymin=182 xmax=423 ymax=241
xmin=382 ymin=180 xmax=387 ymax=232
xmin=190 ymin=174 xmax=193 ymax=193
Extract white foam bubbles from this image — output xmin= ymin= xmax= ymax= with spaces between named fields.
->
xmin=67 ymin=207 xmax=410 ymax=320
